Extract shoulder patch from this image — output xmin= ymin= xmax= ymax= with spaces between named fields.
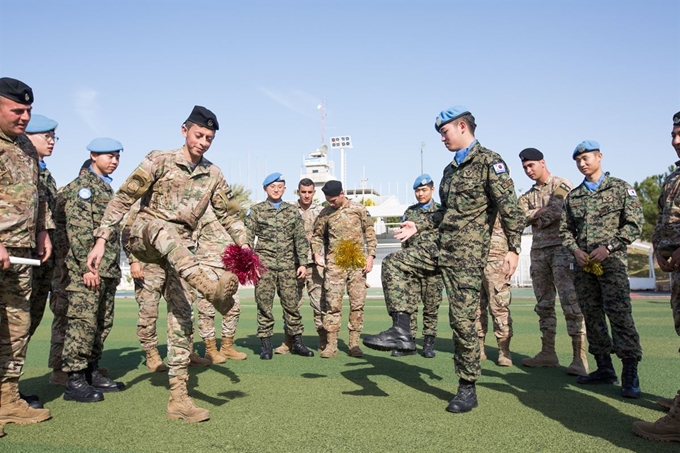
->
xmin=78 ymin=187 xmax=92 ymax=200
xmin=627 ymin=189 xmax=637 ymax=197
xmin=120 ymin=166 xmax=153 ymax=198
xmin=492 ymin=162 xmax=507 ymax=175
xmin=246 ymin=208 xmax=251 ymax=216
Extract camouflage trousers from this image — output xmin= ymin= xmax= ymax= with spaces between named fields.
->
xmin=297 ymin=264 xmax=325 ymax=331
xmin=195 ymin=266 xmax=241 ymax=340
xmin=323 ymin=263 xmax=366 ymax=334
xmin=28 ymin=256 xmax=54 ymax=337
xmin=476 ymin=258 xmax=513 ymax=340
xmin=255 ymin=268 xmax=303 ymax=337
xmin=530 ymin=246 xmax=585 ymax=341
xmin=48 ymin=283 xmax=68 ymax=370
xmin=573 ymin=256 xmax=642 ymax=360
xmin=62 ymin=277 xmax=117 ymax=372
xmin=671 ymin=271 xmax=680 ymax=337
xmin=133 ymin=262 xmax=166 ymax=351
xmin=0 ymin=247 xmax=32 ymax=380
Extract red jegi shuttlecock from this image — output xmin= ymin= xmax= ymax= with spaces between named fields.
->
xmin=221 ymin=244 xmax=267 ymax=285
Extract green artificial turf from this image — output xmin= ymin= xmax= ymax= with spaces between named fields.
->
xmin=3 ymin=289 xmax=678 ymax=452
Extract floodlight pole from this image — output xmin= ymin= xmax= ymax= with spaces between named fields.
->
xmin=341 ymin=148 xmax=346 ymax=190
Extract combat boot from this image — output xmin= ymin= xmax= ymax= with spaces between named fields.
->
xmin=189 ymin=341 xmax=211 ymax=367
xmin=362 ymin=312 xmax=415 ymax=352
xmin=497 ymin=337 xmax=512 ymax=367
xmin=566 ymin=334 xmax=589 ymax=376
xmin=88 ymin=363 xmax=125 ymax=393
xmin=49 ymin=369 xmax=68 ymax=386
xmin=19 ymin=391 xmax=43 ymax=409
xmin=260 ymin=337 xmax=273 ymax=360
xmin=348 ymin=331 xmax=363 ymax=357
xmin=633 ymin=391 xmax=680 ymax=442
xmin=478 ymin=337 xmax=487 ymax=361
xmin=577 ymin=354 xmax=618 ymax=385
xmin=321 ymin=331 xmax=338 ymax=358
xmin=0 ymin=379 xmax=51 ymax=424
xmin=274 ymin=333 xmax=292 ymax=355
xmin=445 ymin=379 xmax=478 ymax=413
xmin=64 ymin=371 xmax=104 ymax=403
xmin=291 ymin=334 xmax=314 ymax=357
xmin=218 ymin=336 xmax=247 ymax=360
xmin=621 ymin=358 xmax=641 ymax=398
xmin=521 ymin=337 xmax=559 ymax=368
xmin=204 ymin=338 xmax=225 ymax=364
xmin=145 ymin=348 xmax=168 ymax=372
xmin=167 ymin=375 xmax=210 ymax=423
xmin=392 ymin=349 xmax=417 ymax=357
xmin=318 ymin=328 xmax=328 ymax=352
xmin=422 ymin=335 xmax=436 ymax=358
xmin=185 ymin=268 xmax=239 ymax=311
xmin=657 ymin=397 xmax=675 ymax=411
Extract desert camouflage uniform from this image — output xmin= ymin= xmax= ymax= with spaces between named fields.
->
xmin=61 ymin=169 xmax=120 ymax=372
xmin=311 ymin=199 xmax=377 ymax=334
xmin=475 ymin=217 xmax=512 ymax=340
xmin=296 ymin=200 xmax=325 ymax=331
xmin=93 ymin=148 xmax=244 ymax=377
xmin=245 ymin=201 xmax=308 ymax=337
xmin=412 ymin=141 xmax=524 ymax=383
xmin=0 ymin=132 xmax=52 ymax=381
xmin=518 ymin=176 xmax=586 ymax=343
xmin=560 ymin=173 xmax=643 ymax=360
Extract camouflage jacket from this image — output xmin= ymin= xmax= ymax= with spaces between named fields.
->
xmin=94 ymin=148 xmax=243 ymax=248
xmin=245 ymin=201 xmax=309 ymax=270
xmin=63 ymin=170 xmax=121 ymax=282
xmin=486 ymin=216 xmax=509 ymax=260
xmin=39 ymin=164 xmax=58 ymax=263
xmin=311 ymin=198 xmax=377 ymax=263
xmin=416 ymin=141 xmax=524 ymax=267
xmin=0 ymin=130 xmax=53 ymax=248
xmin=401 ymin=201 xmax=441 ymax=249
xmin=518 ymin=175 xmax=572 ymax=249
xmin=120 ymin=199 xmax=141 ymax=264
xmin=653 ymin=162 xmax=680 ymax=256
xmin=297 ymin=199 xmax=323 ymax=263
xmin=194 ymin=206 xmax=243 ymax=268
xmin=560 ymin=173 xmax=643 ymax=257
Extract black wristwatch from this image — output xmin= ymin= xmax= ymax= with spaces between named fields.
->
xmin=509 ymin=246 xmax=521 ymax=255
xmin=605 ymin=243 xmax=614 ymax=253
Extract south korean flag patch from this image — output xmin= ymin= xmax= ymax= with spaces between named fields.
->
xmin=627 ymin=189 xmax=638 ymax=197
xmin=492 ymin=162 xmax=507 ymax=175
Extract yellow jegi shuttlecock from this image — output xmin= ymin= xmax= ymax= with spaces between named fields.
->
xmin=583 ymin=256 xmax=603 ymax=276
xmin=333 ymin=239 xmax=366 ymax=270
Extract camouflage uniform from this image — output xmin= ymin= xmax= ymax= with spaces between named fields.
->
xmin=93 ymin=148 xmax=244 ymax=377
xmin=0 ymin=131 xmax=52 ymax=381
xmin=296 ymin=200 xmax=325 ymax=332
xmin=312 ymin=199 xmax=377 ymax=334
xmin=61 ymin=169 xmax=120 ymax=372
xmin=48 ymin=187 xmax=71 ymax=371
xmin=560 ymin=172 xmax=643 ymax=360
xmin=245 ymin=201 xmax=308 ymax=338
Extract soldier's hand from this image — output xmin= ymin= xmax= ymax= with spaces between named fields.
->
xmin=394 ymin=221 xmax=417 ymax=242
xmin=130 ymin=262 xmax=144 ymax=279
xmin=573 ymin=249 xmax=588 ymax=267
xmin=36 ymin=230 xmax=52 ymax=263
xmin=670 ymin=248 xmax=680 ymax=272
xmin=364 ymin=255 xmax=374 ymax=274
xmin=296 ymin=265 xmax=307 ymax=279
xmin=83 ymin=271 xmax=101 ymax=292
xmin=502 ymin=251 xmax=519 ymax=280
xmin=87 ymin=238 xmax=107 ymax=274
xmin=589 ymin=246 xmax=609 ymax=263
xmin=314 ymin=253 xmax=325 ymax=268
xmin=656 ymin=249 xmax=674 ymax=272
xmin=0 ymin=243 xmax=9 ymax=270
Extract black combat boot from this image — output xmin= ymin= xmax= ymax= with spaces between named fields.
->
xmin=291 ymin=334 xmax=314 ymax=357
xmin=576 ymin=354 xmax=618 ymax=385
xmin=88 ymin=363 xmax=125 ymax=393
xmin=19 ymin=391 xmax=44 ymax=409
xmin=422 ymin=335 xmax=436 ymax=358
xmin=391 ymin=349 xmax=417 ymax=357
xmin=64 ymin=370 xmax=104 ymax=403
xmin=362 ymin=312 xmax=415 ymax=351
xmin=621 ymin=358 xmax=641 ymax=399
xmin=445 ymin=379 xmax=478 ymax=413
xmin=260 ymin=337 xmax=273 ymax=360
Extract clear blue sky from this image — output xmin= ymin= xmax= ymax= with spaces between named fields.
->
xmin=2 ymin=0 xmax=678 ymax=203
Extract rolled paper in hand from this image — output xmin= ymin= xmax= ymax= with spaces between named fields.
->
xmin=9 ymin=256 xmax=41 ymax=266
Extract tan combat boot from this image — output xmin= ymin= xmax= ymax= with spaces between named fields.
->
xmin=0 ymin=379 xmax=51 ymax=425
xmin=566 ymin=334 xmax=589 ymax=376
xmin=49 ymin=369 xmax=68 ymax=386
xmin=633 ymin=390 xmax=680 ymax=442
xmin=521 ymin=337 xmax=559 ymax=368
xmin=320 ymin=331 xmax=338 ymax=358
xmin=145 ymin=348 xmax=168 ymax=372
xmin=204 ymin=338 xmax=225 ymax=364
xmin=479 ymin=337 xmax=487 ymax=361
xmin=348 ymin=331 xmax=364 ymax=357
xmin=274 ymin=333 xmax=292 ymax=355
xmin=497 ymin=337 xmax=513 ymax=367
xmin=657 ymin=397 xmax=675 ymax=411
xmin=218 ymin=336 xmax=247 ymax=360
xmin=318 ymin=329 xmax=328 ymax=352
xmin=186 ymin=268 xmax=239 ymax=311
xmin=166 ymin=375 xmax=210 ymax=423
xmin=189 ymin=341 xmax=211 ymax=367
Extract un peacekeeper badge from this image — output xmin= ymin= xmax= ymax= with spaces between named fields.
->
xmin=492 ymin=162 xmax=507 ymax=174
xmin=78 ymin=187 xmax=92 ymax=199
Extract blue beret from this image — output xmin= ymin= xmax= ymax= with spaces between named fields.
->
xmin=413 ymin=174 xmax=433 ymax=190
xmin=86 ymin=137 xmax=123 ymax=153
xmin=263 ymin=172 xmax=284 ymax=187
xmin=572 ymin=140 xmax=600 ymax=159
xmin=25 ymin=114 xmax=58 ymax=134
xmin=435 ymin=105 xmax=470 ymax=132
xmin=0 ymin=77 xmax=33 ymax=105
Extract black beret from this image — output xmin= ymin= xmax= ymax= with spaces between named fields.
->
xmin=674 ymin=111 xmax=680 ymax=127
xmin=321 ymin=180 xmax=343 ymax=196
xmin=0 ymin=77 xmax=33 ymax=105
xmin=186 ymin=105 xmax=219 ymax=131
xmin=519 ymin=147 xmax=544 ymax=162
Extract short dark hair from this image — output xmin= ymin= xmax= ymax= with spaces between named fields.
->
xmin=457 ymin=113 xmax=477 ymax=135
xmin=298 ymin=178 xmax=314 ymax=188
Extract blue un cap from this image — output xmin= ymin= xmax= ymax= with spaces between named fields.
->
xmin=263 ymin=172 xmax=284 ymax=187
xmin=435 ymin=105 xmax=470 ymax=132
xmin=572 ymin=140 xmax=600 ymax=160
xmin=413 ymin=174 xmax=433 ymax=190
xmin=86 ymin=137 xmax=123 ymax=154
xmin=25 ymin=114 xmax=58 ymax=134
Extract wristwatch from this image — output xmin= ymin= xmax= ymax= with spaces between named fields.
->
xmin=509 ymin=246 xmax=521 ymax=255
xmin=606 ymin=243 xmax=614 ymax=253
